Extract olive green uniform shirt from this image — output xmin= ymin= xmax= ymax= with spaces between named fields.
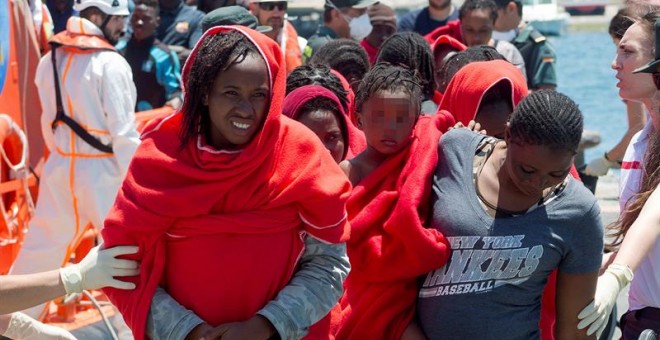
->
xmin=512 ymin=24 xmax=557 ymax=90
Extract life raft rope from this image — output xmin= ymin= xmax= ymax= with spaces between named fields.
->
xmin=0 ymin=113 xmax=36 ymax=247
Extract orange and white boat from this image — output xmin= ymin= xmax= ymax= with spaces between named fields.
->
xmin=0 ymin=0 xmax=174 ymax=336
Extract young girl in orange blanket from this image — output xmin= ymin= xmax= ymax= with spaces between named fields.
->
xmin=335 ymin=63 xmax=454 ymax=339
xmin=101 ymin=26 xmax=352 ymax=340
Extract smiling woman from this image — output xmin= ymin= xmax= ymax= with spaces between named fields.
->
xmin=101 ymin=26 xmax=352 ymax=340
xmin=203 ymin=47 xmax=269 ymax=149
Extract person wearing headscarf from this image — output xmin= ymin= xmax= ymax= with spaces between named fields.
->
xmin=102 ymin=26 xmax=351 ymax=340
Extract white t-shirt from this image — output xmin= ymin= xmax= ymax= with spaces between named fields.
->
xmin=619 ymin=119 xmax=660 ymax=311
xmin=494 ymin=39 xmax=527 ymax=81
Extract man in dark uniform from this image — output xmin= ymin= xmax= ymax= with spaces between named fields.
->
xmin=157 ymin=0 xmax=204 ymax=64
xmin=398 ymin=0 xmax=459 ymax=36
xmin=303 ymin=0 xmax=376 ymax=63
xmin=492 ymin=0 xmax=556 ymax=90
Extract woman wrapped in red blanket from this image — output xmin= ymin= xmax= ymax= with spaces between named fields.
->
xmin=335 ymin=63 xmax=454 ymax=340
xmin=101 ymin=26 xmax=352 ymax=340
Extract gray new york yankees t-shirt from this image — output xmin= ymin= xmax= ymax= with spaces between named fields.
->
xmin=417 ymin=129 xmax=603 ymax=340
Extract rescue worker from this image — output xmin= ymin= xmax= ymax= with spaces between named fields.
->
xmin=491 ymin=0 xmax=557 ymax=91
xmin=10 ymin=0 xmax=141 ymax=319
xmin=249 ymin=0 xmax=302 ymax=73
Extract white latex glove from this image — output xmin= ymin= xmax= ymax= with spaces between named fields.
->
xmin=584 ymin=155 xmax=618 ymax=176
xmin=2 ymin=312 xmax=76 ymax=340
xmin=577 ymin=263 xmax=634 ymax=337
xmin=59 ymin=244 xmax=139 ymax=294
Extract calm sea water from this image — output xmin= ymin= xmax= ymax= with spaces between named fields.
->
xmin=548 ymin=31 xmax=628 ymax=165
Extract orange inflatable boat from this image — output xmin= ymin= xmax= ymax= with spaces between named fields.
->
xmin=0 ymin=0 xmax=175 ymax=333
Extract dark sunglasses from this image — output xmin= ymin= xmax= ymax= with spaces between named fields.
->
xmin=259 ymin=1 xmax=287 ymax=11
xmin=653 ymin=72 xmax=660 ymax=90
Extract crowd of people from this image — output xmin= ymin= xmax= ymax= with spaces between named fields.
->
xmin=2 ymin=0 xmax=660 ymax=339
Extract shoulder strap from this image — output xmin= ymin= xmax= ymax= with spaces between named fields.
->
xmin=49 ymin=45 xmax=114 ymax=154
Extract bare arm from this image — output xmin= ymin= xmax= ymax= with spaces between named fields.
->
xmin=0 ymin=314 xmax=9 ymax=334
xmin=612 ymin=184 xmax=660 ymax=271
xmin=401 ymin=320 xmax=427 ymax=340
xmin=555 ymin=271 xmax=598 ymax=340
xmin=0 ymin=245 xmax=138 ymax=315
xmin=607 ymin=100 xmax=646 ymax=162
xmin=0 ymin=270 xmax=65 ymax=314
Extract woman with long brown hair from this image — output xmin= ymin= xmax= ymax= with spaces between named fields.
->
xmin=577 ymin=8 xmax=660 ymax=339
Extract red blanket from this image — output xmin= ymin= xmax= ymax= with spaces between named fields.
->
xmin=283 ymin=84 xmax=352 ymax=161
xmin=330 ymin=69 xmax=366 ymax=158
xmin=424 ymin=20 xmax=463 ymax=45
xmin=437 ymin=59 xmax=528 ymax=124
xmin=335 ymin=115 xmax=452 ymax=339
xmin=102 ymin=26 xmax=351 ymax=340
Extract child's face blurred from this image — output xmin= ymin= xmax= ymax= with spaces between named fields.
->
xmin=357 ymin=89 xmax=418 ymax=155
xmin=205 ymin=52 xmax=270 ymax=150
xmin=298 ymin=109 xmax=346 ymax=163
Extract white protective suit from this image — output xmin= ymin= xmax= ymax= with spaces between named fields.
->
xmin=10 ymin=16 xmax=140 ymax=319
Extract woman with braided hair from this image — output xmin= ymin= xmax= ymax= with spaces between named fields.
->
xmin=334 ymin=63 xmax=454 ymax=340
xmin=418 ymin=90 xmax=603 ymax=340
xmin=101 ymin=26 xmax=352 ymax=340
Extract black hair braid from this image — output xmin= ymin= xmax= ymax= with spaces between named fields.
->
xmin=376 ymin=32 xmax=436 ymax=99
xmin=180 ymin=30 xmax=259 ymax=148
xmin=286 ymin=64 xmax=350 ymax=112
xmin=508 ymin=90 xmax=583 ymax=153
xmin=437 ymin=45 xmax=506 ymax=93
xmin=309 ymin=39 xmax=371 ymax=86
xmin=354 ymin=62 xmax=423 ymax=114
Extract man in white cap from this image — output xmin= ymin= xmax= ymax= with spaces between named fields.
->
xmin=10 ymin=0 xmax=141 ymax=320
xmin=249 ymin=0 xmax=302 ymax=73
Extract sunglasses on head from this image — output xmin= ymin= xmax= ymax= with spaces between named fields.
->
xmin=259 ymin=1 xmax=287 ymax=11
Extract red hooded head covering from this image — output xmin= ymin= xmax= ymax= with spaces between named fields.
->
xmin=283 ymin=84 xmax=350 ymax=161
xmin=437 ymin=59 xmax=528 ymax=125
xmin=430 ymin=35 xmax=467 ymax=104
xmin=431 ymin=34 xmax=467 ymax=56
xmin=424 ymin=19 xmax=463 ymax=45
xmin=102 ymin=26 xmax=351 ymax=339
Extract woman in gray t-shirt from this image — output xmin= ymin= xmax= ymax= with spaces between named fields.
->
xmin=417 ymin=90 xmax=603 ymax=340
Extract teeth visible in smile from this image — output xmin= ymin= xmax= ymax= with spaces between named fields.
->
xmin=232 ymin=121 xmax=250 ymax=130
